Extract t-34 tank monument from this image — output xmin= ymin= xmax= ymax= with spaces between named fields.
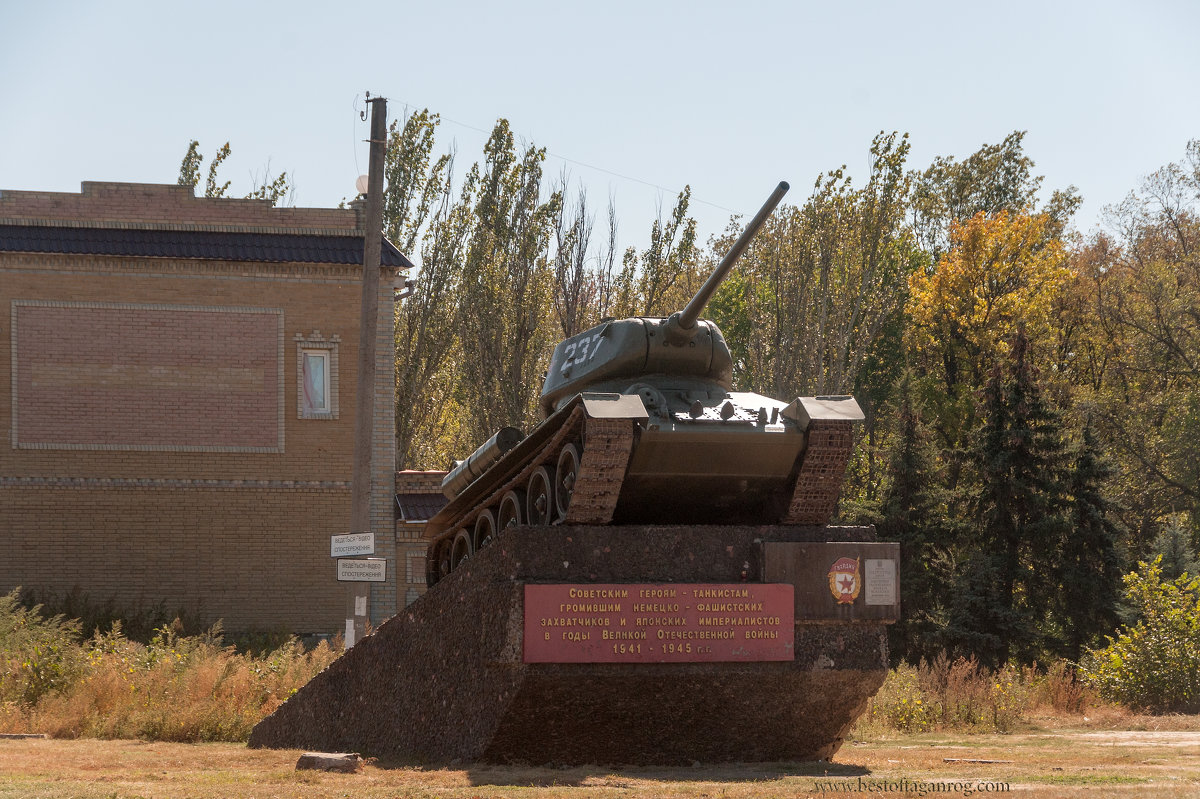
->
xmin=250 ymin=181 xmax=900 ymax=765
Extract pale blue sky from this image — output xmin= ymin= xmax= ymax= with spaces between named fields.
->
xmin=2 ymin=0 xmax=1197 ymax=258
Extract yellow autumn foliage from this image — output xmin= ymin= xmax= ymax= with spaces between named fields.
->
xmin=907 ymin=211 xmax=1071 ymax=388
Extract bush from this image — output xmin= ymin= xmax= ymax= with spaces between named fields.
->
xmin=0 ymin=589 xmax=86 ymax=708
xmin=1082 ymin=557 xmax=1200 ymax=713
xmin=871 ymin=663 xmax=936 ymax=732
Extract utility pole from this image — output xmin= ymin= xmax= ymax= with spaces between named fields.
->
xmin=346 ymin=93 xmax=387 ymax=649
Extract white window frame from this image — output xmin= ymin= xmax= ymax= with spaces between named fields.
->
xmin=295 ymin=332 xmax=339 ymax=420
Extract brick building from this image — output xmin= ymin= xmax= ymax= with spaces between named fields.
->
xmin=394 ymin=469 xmax=448 ymax=607
xmin=0 ymin=182 xmax=410 ymax=634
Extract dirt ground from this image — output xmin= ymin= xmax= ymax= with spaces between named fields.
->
xmin=2 ymin=723 xmax=1199 ymax=799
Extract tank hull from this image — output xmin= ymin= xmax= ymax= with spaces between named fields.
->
xmin=423 ymin=390 xmax=862 ymax=585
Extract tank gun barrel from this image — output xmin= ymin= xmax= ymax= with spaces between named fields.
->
xmin=676 ymin=180 xmax=789 ymax=331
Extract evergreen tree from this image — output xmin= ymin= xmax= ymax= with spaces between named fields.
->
xmin=877 ymin=372 xmax=958 ymax=664
xmin=949 ymin=328 xmax=1070 ymax=666
xmin=1151 ymin=515 xmax=1200 ymax=581
xmin=1057 ymin=419 xmax=1125 ymax=661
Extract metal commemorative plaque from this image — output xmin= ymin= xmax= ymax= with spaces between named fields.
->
xmin=523 ymin=583 xmax=794 ymax=663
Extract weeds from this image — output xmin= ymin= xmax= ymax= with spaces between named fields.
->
xmin=855 ymin=654 xmax=1098 ymax=735
xmin=0 ymin=588 xmax=338 ymax=741
xmin=0 ymin=590 xmax=86 ymax=707
xmin=17 ymin=585 xmax=209 ymax=644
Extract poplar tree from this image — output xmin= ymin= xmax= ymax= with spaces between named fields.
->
xmin=455 ymin=120 xmax=562 ymax=442
xmin=176 ymin=140 xmax=291 ymax=205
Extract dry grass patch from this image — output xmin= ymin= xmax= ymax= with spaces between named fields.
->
xmin=2 ymin=721 xmax=1199 ymax=799
xmin=851 ymin=655 xmax=1121 ymax=737
xmin=0 ymin=617 xmax=338 ymax=742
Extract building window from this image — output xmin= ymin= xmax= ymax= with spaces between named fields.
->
xmin=294 ymin=332 xmax=339 ymax=419
xmin=302 ymin=349 xmax=330 ymax=413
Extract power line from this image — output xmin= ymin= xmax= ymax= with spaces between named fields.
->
xmin=389 ymin=98 xmax=746 ymax=218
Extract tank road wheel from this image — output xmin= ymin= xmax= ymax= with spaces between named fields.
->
xmin=436 ymin=539 xmax=454 ymax=583
xmin=497 ymin=489 xmax=525 ymax=531
xmin=426 ymin=540 xmax=447 ymax=586
xmin=554 ymin=443 xmax=581 ymax=521
xmin=526 ymin=466 xmax=555 ymax=525
xmin=450 ymin=529 xmax=473 ymax=570
xmin=474 ymin=509 xmax=497 ymax=552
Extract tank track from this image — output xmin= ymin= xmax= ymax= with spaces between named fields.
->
xmin=783 ymin=419 xmax=855 ymax=525
xmin=426 ymin=407 xmax=636 ymax=585
xmin=563 ymin=416 xmax=636 ymax=523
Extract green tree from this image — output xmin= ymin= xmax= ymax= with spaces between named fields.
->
xmin=390 ymin=112 xmax=472 ymax=468
xmin=949 ymin=329 xmax=1071 ymax=666
xmin=1056 ymin=419 xmax=1125 ymax=661
xmin=910 ymin=130 xmax=1079 ymax=257
xmin=709 ymin=132 xmax=919 ymax=399
xmin=608 ymin=188 xmax=698 ymax=319
xmin=905 ymin=210 xmax=1074 ymax=496
xmin=876 ymin=372 xmax=959 ymax=664
xmin=176 ymin=140 xmax=291 ymax=205
xmin=455 ymin=120 xmax=562 ymax=442
xmin=384 ymin=110 xmax=452 ymax=255
xmin=1150 ymin=514 xmax=1199 ymax=582
xmin=1083 ymin=140 xmax=1200 ymax=549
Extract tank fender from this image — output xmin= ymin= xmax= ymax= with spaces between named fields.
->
xmin=781 ymin=396 xmax=864 ymax=430
xmin=580 ymin=391 xmax=650 ymax=420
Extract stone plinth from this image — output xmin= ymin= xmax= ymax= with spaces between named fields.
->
xmin=249 ymin=525 xmax=889 ymax=765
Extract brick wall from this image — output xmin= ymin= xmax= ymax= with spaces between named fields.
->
xmin=0 ymin=485 xmax=348 ymax=631
xmin=13 ymin=302 xmax=283 ymax=451
xmin=0 ymin=182 xmax=358 ymax=231
xmin=1 ymin=184 xmax=399 ymax=634
xmin=396 ymin=471 xmax=446 ymax=492
xmin=394 ymin=470 xmax=447 ymax=607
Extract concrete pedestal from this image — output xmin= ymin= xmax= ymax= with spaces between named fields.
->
xmin=249 ymin=525 xmax=889 ymax=765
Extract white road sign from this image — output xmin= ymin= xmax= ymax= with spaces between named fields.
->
xmin=337 ymin=558 xmax=386 ymax=582
xmin=331 ymin=532 xmax=375 ymax=558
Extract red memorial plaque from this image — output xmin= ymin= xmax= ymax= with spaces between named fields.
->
xmin=523 ymin=583 xmax=795 ymax=663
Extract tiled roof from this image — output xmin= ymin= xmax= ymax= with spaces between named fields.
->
xmin=0 ymin=225 xmax=413 ymax=268
xmin=396 ymin=492 xmax=448 ymax=522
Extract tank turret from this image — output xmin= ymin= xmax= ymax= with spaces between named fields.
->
xmin=539 ymin=181 xmax=789 ymax=416
xmin=424 ymin=182 xmax=864 ymax=586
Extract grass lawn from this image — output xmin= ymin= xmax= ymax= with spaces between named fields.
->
xmin=2 ymin=717 xmax=1200 ymax=799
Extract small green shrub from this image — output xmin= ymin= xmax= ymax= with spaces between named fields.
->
xmin=0 ymin=589 xmax=86 ymax=707
xmin=875 ymin=663 xmax=936 ymax=731
xmin=1082 ymin=557 xmax=1200 ymax=713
